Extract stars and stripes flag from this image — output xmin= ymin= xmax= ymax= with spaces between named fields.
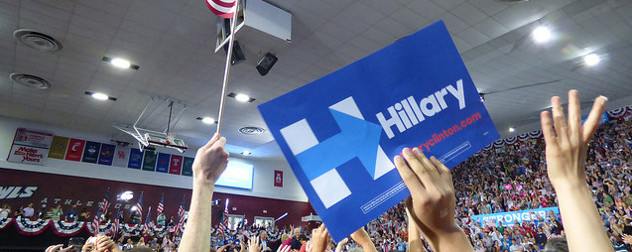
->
xmin=205 ymin=0 xmax=237 ymax=18
xmin=157 ymin=193 xmax=165 ymax=215
xmin=176 ymin=196 xmax=186 ymax=232
xmin=112 ymin=207 xmax=122 ymax=237
xmin=144 ymin=206 xmax=152 ymax=230
xmin=92 ymin=188 xmax=110 ymax=233
xmin=135 ymin=191 xmax=144 ymax=219
xmin=218 ymin=199 xmax=229 ymax=235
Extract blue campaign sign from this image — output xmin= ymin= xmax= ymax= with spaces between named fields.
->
xmin=258 ymin=21 xmax=499 ymax=241
xmin=470 ymin=207 xmax=560 ymax=227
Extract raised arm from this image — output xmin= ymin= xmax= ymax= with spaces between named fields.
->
xmin=179 ymin=134 xmax=229 ymax=252
xmin=540 ymin=90 xmax=612 ymax=252
xmin=350 ymin=227 xmax=377 ymax=252
xmin=406 ymin=207 xmax=427 ymax=252
xmin=394 ymin=148 xmax=474 ymax=252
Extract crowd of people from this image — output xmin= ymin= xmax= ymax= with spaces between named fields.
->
xmin=22 ymin=92 xmax=632 ymax=252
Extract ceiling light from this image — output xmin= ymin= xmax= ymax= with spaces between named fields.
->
xmin=509 ymin=127 xmax=515 ymax=133
xmin=583 ymin=53 xmax=601 ymax=66
xmin=110 ymin=58 xmax=131 ymax=68
xmin=532 ymin=26 xmax=552 ymax=44
xmin=202 ymin=117 xmax=215 ymax=124
xmin=241 ymin=151 xmax=251 ymax=156
xmin=235 ymin=93 xmax=250 ymax=102
xmin=85 ymin=91 xmax=117 ymax=101
xmin=227 ymin=92 xmax=256 ymax=103
xmin=91 ymin=92 xmax=109 ymax=100
xmin=102 ymin=56 xmax=140 ymax=70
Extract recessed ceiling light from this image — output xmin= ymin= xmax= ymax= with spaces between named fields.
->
xmin=583 ymin=53 xmax=601 ymax=66
xmin=532 ymin=26 xmax=552 ymax=44
xmin=241 ymin=151 xmax=251 ymax=156
xmin=509 ymin=127 xmax=515 ymax=132
xmin=228 ymin=92 xmax=255 ymax=103
xmin=102 ymin=56 xmax=140 ymax=70
xmin=202 ymin=117 xmax=216 ymax=124
xmin=110 ymin=58 xmax=131 ymax=68
xmin=235 ymin=93 xmax=250 ymax=102
xmin=85 ymin=91 xmax=117 ymax=101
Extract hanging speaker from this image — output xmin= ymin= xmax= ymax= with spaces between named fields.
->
xmin=256 ymin=52 xmax=278 ymax=76
xmin=223 ymin=40 xmax=245 ymax=66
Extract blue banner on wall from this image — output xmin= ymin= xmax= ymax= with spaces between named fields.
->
xmin=97 ymin=143 xmax=115 ymax=166
xmin=470 ymin=207 xmax=560 ymax=227
xmin=156 ymin=153 xmax=171 ymax=173
xmin=81 ymin=141 xmax=101 ymax=164
xmin=128 ymin=148 xmax=143 ymax=169
xmin=258 ymin=21 xmax=499 ymax=241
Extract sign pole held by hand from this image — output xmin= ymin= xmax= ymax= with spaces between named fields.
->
xmin=215 ymin=0 xmax=240 ymax=135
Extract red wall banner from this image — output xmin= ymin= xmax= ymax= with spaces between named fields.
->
xmin=274 ymin=170 xmax=283 ymax=187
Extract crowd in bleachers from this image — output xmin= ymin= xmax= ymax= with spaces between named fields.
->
xmin=7 ymin=116 xmax=632 ymax=251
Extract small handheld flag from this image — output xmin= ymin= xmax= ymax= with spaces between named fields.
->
xmin=157 ymin=193 xmax=165 ymax=215
xmin=205 ymin=0 xmax=237 ymax=18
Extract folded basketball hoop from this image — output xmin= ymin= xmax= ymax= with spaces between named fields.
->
xmin=113 ymin=98 xmax=188 ymax=153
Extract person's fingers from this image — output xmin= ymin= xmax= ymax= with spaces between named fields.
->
xmin=551 ymin=96 xmax=569 ymax=144
xmin=582 ymin=95 xmax=608 ymax=143
xmin=429 ymin=156 xmax=449 ymax=175
xmin=401 ymin=148 xmax=435 ymax=189
xmin=394 ymin=155 xmax=425 ymax=196
xmin=567 ymin=90 xmax=581 ymax=140
xmin=413 ymin=148 xmax=441 ymax=179
xmin=46 ymin=244 xmax=64 ymax=252
xmin=540 ymin=111 xmax=558 ymax=148
xmin=60 ymin=246 xmax=73 ymax=252
xmin=202 ymin=133 xmax=221 ymax=150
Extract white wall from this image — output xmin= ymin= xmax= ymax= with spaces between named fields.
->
xmin=0 ymin=116 xmax=308 ymax=202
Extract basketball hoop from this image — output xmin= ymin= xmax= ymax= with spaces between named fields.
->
xmin=113 ymin=98 xmax=189 ymax=153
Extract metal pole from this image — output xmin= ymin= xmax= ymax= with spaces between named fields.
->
xmin=216 ymin=0 xmax=240 ymax=135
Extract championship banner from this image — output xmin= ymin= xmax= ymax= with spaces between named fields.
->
xmin=127 ymin=148 xmax=143 ymax=169
xmin=274 ymin=170 xmax=283 ymax=187
xmin=7 ymin=128 xmax=53 ymax=166
xmin=82 ymin=141 xmax=101 ymax=163
xmin=113 ymin=146 xmax=131 ymax=167
xmin=142 ymin=150 xmax=158 ymax=171
xmin=169 ymin=155 xmax=183 ymax=175
xmin=156 ymin=153 xmax=171 ymax=173
xmin=470 ymin=207 xmax=560 ymax=227
xmin=98 ymin=144 xmax=115 ymax=166
xmin=258 ymin=21 xmax=499 ymax=241
xmin=65 ymin=138 xmax=85 ymax=162
xmin=181 ymin=157 xmax=194 ymax=176
xmin=48 ymin=136 xmax=69 ymax=160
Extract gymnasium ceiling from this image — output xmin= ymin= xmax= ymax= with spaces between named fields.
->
xmin=1 ymin=0 xmax=631 ymax=159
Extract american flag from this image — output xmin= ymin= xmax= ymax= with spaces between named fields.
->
xmin=157 ymin=193 xmax=165 ymax=215
xmin=135 ymin=191 xmax=144 ymax=219
xmin=92 ymin=188 xmax=110 ymax=234
xmin=112 ymin=207 xmax=122 ymax=237
xmin=218 ymin=199 xmax=230 ymax=235
xmin=144 ymin=206 xmax=152 ymax=230
xmin=176 ymin=196 xmax=186 ymax=232
xmin=205 ymin=0 xmax=237 ymax=18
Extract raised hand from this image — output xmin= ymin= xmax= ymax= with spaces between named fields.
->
xmin=394 ymin=148 xmax=473 ymax=252
xmin=540 ymin=90 xmax=612 ymax=252
xmin=95 ymin=235 xmax=121 ymax=252
xmin=193 ymin=133 xmax=230 ymax=185
xmin=541 ymin=90 xmax=607 ymax=190
xmin=310 ymin=224 xmax=331 ymax=252
xmin=45 ymin=244 xmax=73 ymax=252
xmin=249 ymin=235 xmax=262 ymax=252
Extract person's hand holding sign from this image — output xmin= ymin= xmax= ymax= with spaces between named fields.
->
xmin=394 ymin=148 xmax=474 ymax=252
